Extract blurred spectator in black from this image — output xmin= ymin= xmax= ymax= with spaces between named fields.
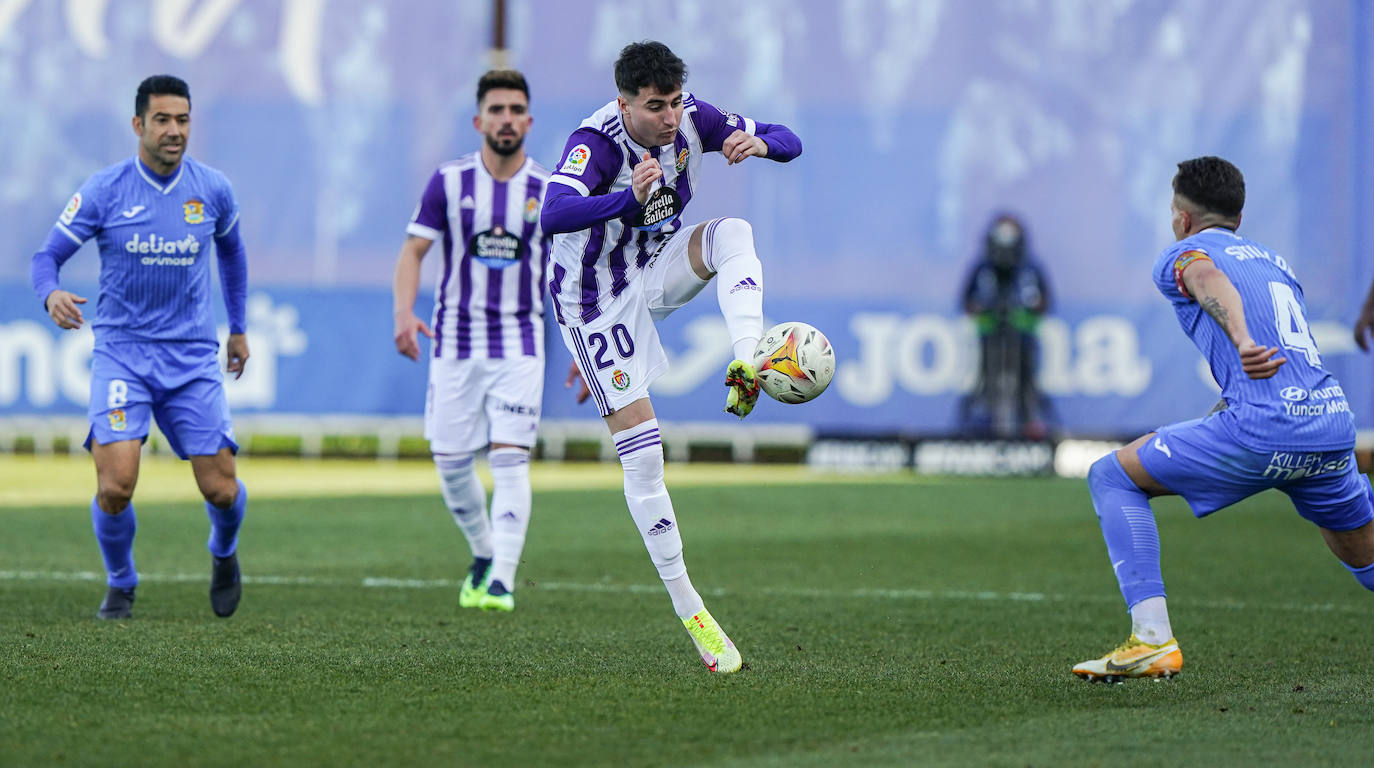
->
xmin=958 ymin=214 xmax=1053 ymax=439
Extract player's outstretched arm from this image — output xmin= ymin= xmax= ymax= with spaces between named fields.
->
xmin=392 ymin=235 xmax=435 ymax=362
xmin=1180 ymin=258 xmax=1286 ymax=379
xmin=1354 ymin=280 xmax=1374 ymax=352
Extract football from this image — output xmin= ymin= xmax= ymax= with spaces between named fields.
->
xmin=752 ymin=322 xmax=835 ymax=404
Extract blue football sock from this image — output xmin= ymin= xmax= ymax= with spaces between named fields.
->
xmin=1087 ymin=453 xmax=1166 ymax=609
xmin=91 ymin=497 xmax=137 ymax=589
xmin=1343 ymin=560 xmax=1374 ymax=592
xmin=205 ymin=479 xmax=247 ymax=559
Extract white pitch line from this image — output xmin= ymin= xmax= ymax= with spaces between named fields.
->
xmin=0 ymin=569 xmax=1367 ymax=615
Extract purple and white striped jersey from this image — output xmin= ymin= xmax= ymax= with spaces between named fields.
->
xmin=407 ymin=153 xmax=552 ymax=359
xmin=542 ymin=94 xmax=801 ymax=327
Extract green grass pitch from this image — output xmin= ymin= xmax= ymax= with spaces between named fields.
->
xmin=3 ymin=458 xmax=1373 ymax=766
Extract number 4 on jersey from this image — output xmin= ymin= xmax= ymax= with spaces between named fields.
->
xmin=1269 ymin=281 xmax=1320 ymax=366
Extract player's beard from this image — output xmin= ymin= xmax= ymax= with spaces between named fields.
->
xmin=486 ymin=133 xmax=523 ymax=157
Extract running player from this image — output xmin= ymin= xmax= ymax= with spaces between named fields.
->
xmin=541 ymin=41 xmax=802 ymax=673
xmin=393 ymin=70 xmax=551 ymax=612
xmin=1074 ymin=156 xmax=1374 ymax=682
xmin=29 ymin=75 xmax=249 ymax=620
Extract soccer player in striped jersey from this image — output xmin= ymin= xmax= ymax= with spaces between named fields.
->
xmin=1074 ymin=156 xmax=1374 ymax=682
xmin=393 ymin=70 xmax=552 ymax=613
xmin=541 ymin=41 xmax=802 ymax=673
xmin=29 ymin=75 xmax=250 ymax=620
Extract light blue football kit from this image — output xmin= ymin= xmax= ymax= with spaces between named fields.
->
xmin=30 ymin=155 xmax=248 ymax=590
xmin=31 ymin=156 xmax=246 ymax=456
xmin=1091 ymin=226 xmax=1374 ymax=611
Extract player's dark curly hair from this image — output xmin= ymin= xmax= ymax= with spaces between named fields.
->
xmin=477 ymin=69 xmax=529 ymax=105
xmin=135 ymin=75 xmax=190 ymax=117
xmin=1172 ymin=156 xmax=1245 ymax=218
xmin=614 ymin=41 xmax=687 ymax=97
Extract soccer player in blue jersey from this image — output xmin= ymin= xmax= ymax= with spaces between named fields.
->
xmin=29 ymin=75 xmax=250 ymax=620
xmin=1073 ymin=156 xmax=1374 ymax=682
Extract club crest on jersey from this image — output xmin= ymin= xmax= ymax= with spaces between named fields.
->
xmin=183 ymin=199 xmax=205 ymax=224
xmin=674 ymin=148 xmax=690 ymax=173
xmin=611 ymin=369 xmax=631 ymax=391
xmin=561 ymin=144 xmax=591 ymax=176
xmin=524 ymin=196 xmax=540 ymax=223
xmin=60 ymin=192 xmax=82 ymax=225
xmin=108 ymin=409 xmax=127 ymax=432
xmin=470 ymin=226 xmax=525 ymax=269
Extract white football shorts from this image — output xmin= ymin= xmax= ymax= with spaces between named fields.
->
xmin=558 ymin=222 xmax=711 ymax=416
xmin=425 ymin=355 xmax=544 ymax=453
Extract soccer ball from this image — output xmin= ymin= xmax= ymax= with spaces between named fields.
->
xmin=752 ymin=322 xmax=835 ymax=404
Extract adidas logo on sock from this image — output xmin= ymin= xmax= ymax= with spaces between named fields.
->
xmin=497 ymin=510 xmax=519 ymax=521
xmin=647 ymin=517 xmax=674 ymax=535
xmin=729 ymin=277 xmax=760 ymax=294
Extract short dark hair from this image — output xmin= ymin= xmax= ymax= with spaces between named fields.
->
xmin=1172 ymin=156 xmax=1245 ymax=218
xmin=135 ymin=75 xmax=191 ymax=117
xmin=476 ymin=69 xmax=529 ymax=105
xmin=614 ymin=41 xmax=687 ymax=97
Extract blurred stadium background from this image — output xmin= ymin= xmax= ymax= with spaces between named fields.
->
xmin=2 ymin=0 xmax=1371 ymax=474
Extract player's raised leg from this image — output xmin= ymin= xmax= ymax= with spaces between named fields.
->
xmin=91 ymin=439 xmax=142 ymax=619
xmin=608 ymin=400 xmax=742 ymax=673
xmin=192 ymin=447 xmax=246 ymax=618
xmin=1073 ymin=436 xmax=1182 ymax=682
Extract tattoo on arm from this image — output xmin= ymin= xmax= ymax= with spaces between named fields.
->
xmin=1200 ymin=296 xmax=1230 ymax=331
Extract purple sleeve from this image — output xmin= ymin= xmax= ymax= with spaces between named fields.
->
xmin=689 ymin=97 xmax=802 ymax=162
xmin=214 ymin=224 xmax=248 ymax=335
xmin=29 ymin=228 xmax=82 ymax=307
xmin=541 ymin=184 xmax=640 ymax=235
xmin=540 ymin=129 xmax=639 ymax=234
xmin=406 ymin=170 xmax=448 ymax=240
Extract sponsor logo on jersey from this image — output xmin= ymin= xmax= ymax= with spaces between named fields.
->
xmin=674 ymin=148 xmax=689 ymax=173
xmin=1279 ymin=386 xmax=1308 ymax=402
xmin=524 ymin=196 xmax=540 ymax=223
xmin=469 ymin=226 xmax=525 ymax=269
xmin=108 ymin=409 xmax=127 ymax=431
xmin=611 ymin=369 xmax=630 ymax=391
xmin=632 ymin=186 xmax=680 ymax=231
xmin=183 ymin=199 xmax=205 ymax=224
xmin=121 ymin=205 xmax=146 ymax=218
xmin=60 ymin=192 xmax=82 ymax=225
xmin=1152 ymin=437 xmax=1172 ymax=458
xmin=125 ymin=233 xmax=201 ymax=265
xmin=561 ymin=144 xmax=591 ymax=176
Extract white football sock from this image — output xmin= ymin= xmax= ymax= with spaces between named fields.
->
xmin=488 ymin=447 xmax=532 ymax=590
xmin=703 ymin=217 xmax=764 ymax=361
xmin=434 ymin=452 xmax=493 ymax=559
xmin=614 ymin=419 xmax=704 ymax=618
xmin=1130 ymin=596 xmax=1173 ymax=644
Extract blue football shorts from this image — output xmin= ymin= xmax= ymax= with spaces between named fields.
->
xmin=1136 ymin=414 xmax=1373 ymax=531
xmin=86 ymin=341 xmax=238 ymax=459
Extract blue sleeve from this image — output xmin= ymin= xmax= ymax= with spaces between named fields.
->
xmin=31 ymin=178 xmax=103 ymax=306
xmin=689 ymin=96 xmax=802 ymax=162
xmin=215 ymin=224 xmax=248 ymax=335
xmin=30 ymin=228 xmax=83 ymax=307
